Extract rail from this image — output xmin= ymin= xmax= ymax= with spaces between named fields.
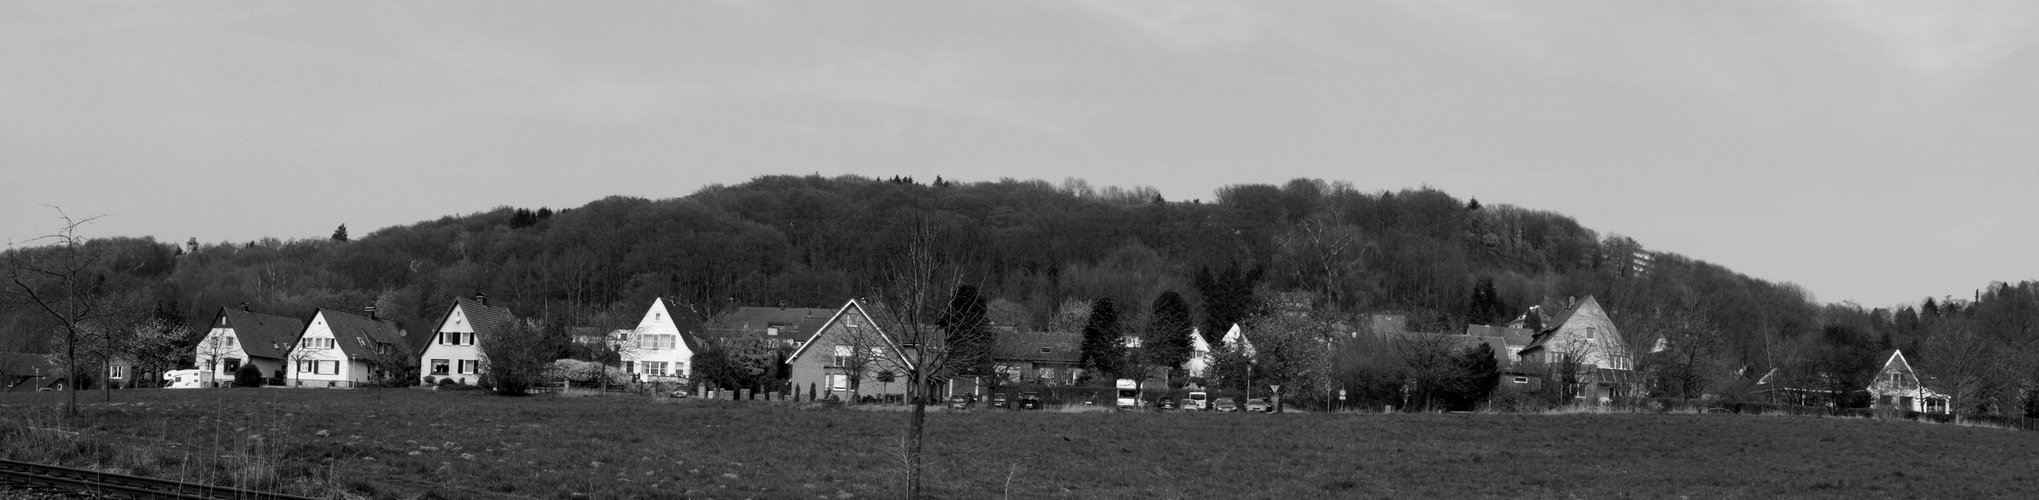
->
xmin=0 ymin=458 xmax=319 ymax=500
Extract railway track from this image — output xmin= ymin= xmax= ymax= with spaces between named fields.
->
xmin=0 ymin=458 xmax=318 ymax=500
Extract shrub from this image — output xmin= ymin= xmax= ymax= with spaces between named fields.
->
xmin=438 ymin=378 xmax=457 ymax=387
xmin=234 ymin=364 xmax=264 ymax=387
xmin=423 ymin=375 xmax=438 ymax=386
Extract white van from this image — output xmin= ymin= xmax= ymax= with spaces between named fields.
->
xmin=163 ymin=369 xmax=212 ymax=389
xmin=1185 ymin=391 xmax=1209 ymax=411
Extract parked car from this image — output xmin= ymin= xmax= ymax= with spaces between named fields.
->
xmin=1213 ymin=399 xmax=1238 ymax=412
xmin=946 ymin=395 xmax=974 ymax=410
xmin=1246 ymin=398 xmax=1273 ymax=413
xmin=1185 ymin=391 xmax=1209 ymax=411
xmin=1018 ymin=392 xmax=1043 ymax=410
xmin=1155 ymin=398 xmax=1178 ymax=411
xmin=990 ymin=393 xmax=1011 ymax=409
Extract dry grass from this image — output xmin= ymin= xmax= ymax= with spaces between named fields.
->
xmin=4 ymin=389 xmax=2039 ymax=499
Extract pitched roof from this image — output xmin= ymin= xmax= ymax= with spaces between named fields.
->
xmin=708 ymin=305 xmax=835 ymax=337
xmin=1465 ymin=325 xmax=1535 ymax=346
xmin=783 ymin=299 xmax=914 ymax=369
xmin=992 ymin=331 xmax=1083 ymax=365
xmin=1518 ymin=296 xmax=1598 ymax=355
xmin=214 ymin=307 xmax=307 ymax=360
xmin=317 ymin=309 xmax=407 ymax=360
xmin=654 ymin=297 xmax=709 ymax=352
xmin=451 ymin=298 xmax=514 ymax=337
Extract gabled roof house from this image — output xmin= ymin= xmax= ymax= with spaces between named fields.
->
xmin=1515 ymin=296 xmax=1638 ymax=402
xmin=784 ymin=299 xmax=913 ymax=400
xmin=288 ymin=308 xmax=407 ymax=388
xmin=420 ymin=294 xmax=513 ymax=386
xmin=195 ymin=305 xmax=306 ymax=385
xmin=619 ymin=297 xmax=707 ymax=383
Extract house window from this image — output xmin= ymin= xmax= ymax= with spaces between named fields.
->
xmin=458 ymin=360 xmax=477 ymax=374
xmin=315 ymin=361 xmax=339 ymax=375
xmin=832 ymin=345 xmax=852 ymax=367
xmin=226 ymin=337 xmax=236 ymax=347
xmin=463 ymin=332 xmax=475 ymax=345
xmin=1585 ymin=327 xmax=1596 ymax=340
xmin=109 ymin=365 xmax=126 ymax=379
xmin=767 ymin=326 xmax=780 ymax=336
xmin=675 ymin=361 xmax=688 ymax=376
xmin=644 ymin=361 xmax=668 ymax=376
xmin=223 ymin=358 xmax=241 ymax=372
xmin=624 ymin=361 xmax=636 ymax=373
xmin=826 ymin=374 xmax=848 ymax=391
xmin=1513 ymin=377 xmax=1529 ymax=384
xmin=430 ymin=359 xmax=449 ymax=375
xmin=305 ymin=338 xmax=334 ymax=349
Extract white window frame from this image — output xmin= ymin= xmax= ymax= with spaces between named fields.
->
xmin=430 ymin=359 xmax=449 ymax=375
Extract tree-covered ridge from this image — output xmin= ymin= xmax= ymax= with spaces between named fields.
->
xmin=3 ymin=175 xmax=1812 ymax=377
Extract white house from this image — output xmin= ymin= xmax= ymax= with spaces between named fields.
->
xmin=1220 ymin=323 xmax=1253 ymax=357
xmin=1185 ymin=327 xmax=1212 ymax=378
xmin=193 ymin=305 xmax=304 ymax=386
xmin=1515 ymin=296 xmax=1639 ymax=402
xmin=1867 ymin=349 xmax=1950 ymax=414
xmin=420 ymin=295 xmax=512 ymax=386
xmin=620 ymin=297 xmax=703 ymax=383
xmin=287 ymin=308 xmax=406 ymax=388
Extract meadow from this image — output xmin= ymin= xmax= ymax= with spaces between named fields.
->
xmin=4 ymin=389 xmax=2038 ymax=499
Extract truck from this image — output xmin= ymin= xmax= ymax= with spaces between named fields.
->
xmin=1114 ymin=379 xmax=1140 ymax=410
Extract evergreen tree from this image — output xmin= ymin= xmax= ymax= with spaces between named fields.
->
xmin=1079 ymin=297 xmax=1121 ymax=379
xmin=1468 ymin=277 xmax=1506 ymax=325
xmin=510 ymin=208 xmax=538 ymax=229
xmin=938 ymin=285 xmax=993 ymax=379
xmin=1452 ymin=343 xmax=1500 ymax=410
xmin=1143 ymin=291 xmax=1195 ymax=369
xmin=330 ymin=224 xmax=349 ymax=242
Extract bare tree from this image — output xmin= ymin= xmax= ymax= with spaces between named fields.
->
xmin=3 ymin=208 xmax=114 ymax=416
xmin=1390 ymin=333 xmax=1470 ymax=412
xmin=1239 ymin=312 xmax=1333 ymax=413
xmin=859 ymin=218 xmax=997 ymax=499
xmin=1921 ymin=318 xmax=2004 ymax=416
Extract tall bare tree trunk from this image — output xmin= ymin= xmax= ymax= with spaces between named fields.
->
xmin=907 ymin=377 xmax=927 ymax=499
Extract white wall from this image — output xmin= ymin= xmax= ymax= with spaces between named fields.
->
xmin=286 ymin=312 xmax=357 ymax=387
xmin=624 ymin=299 xmax=693 ymax=381
xmin=421 ymin=305 xmax=483 ymax=385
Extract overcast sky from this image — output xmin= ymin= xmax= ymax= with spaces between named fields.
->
xmin=3 ymin=1 xmax=2034 ymax=309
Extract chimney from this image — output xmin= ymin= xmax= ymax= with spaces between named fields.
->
xmin=475 ymin=291 xmax=488 ymax=306
xmin=365 ymin=305 xmax=378 ymax=321
xmin=240 ymin=302 xmax=250 ymax=312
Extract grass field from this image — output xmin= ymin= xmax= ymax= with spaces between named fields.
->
xmin=4 ymin=389 xmax=2039 ymax=499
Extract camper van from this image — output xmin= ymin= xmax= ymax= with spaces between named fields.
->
xmin=1115 ymin=379 xmax=1140 ymax=410
xmin=163 ymin=369 xmax=211 ymax=389
xmin=1185 ymin=391 xmax=1209 ymax=411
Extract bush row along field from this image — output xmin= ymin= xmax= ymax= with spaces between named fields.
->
xmin=4 ymin=389 xmax=2039 ymax=499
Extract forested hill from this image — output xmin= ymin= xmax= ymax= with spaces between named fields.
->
xmin=4 ymin=175 xmax=1817 ymax=370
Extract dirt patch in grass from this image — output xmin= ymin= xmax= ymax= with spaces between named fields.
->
xmin=4 ymin=390 xmax=2038 ymax=499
